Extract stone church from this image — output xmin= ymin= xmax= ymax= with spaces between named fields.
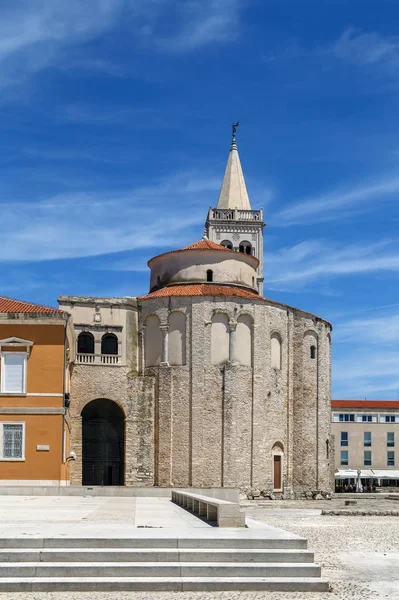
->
xmin=59 ymin=130 xmax=333 ymax=498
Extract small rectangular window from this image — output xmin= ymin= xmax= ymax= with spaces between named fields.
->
xmin=340 ymin=450 xmax=348 ymax=466
xmin=387 ymin=451 xmax=395 ymax=467
xmin=387 ymin=432 xmax=395 ymax=447
xmin=383 ymin=415 xmax=396 ymax=423
xmin=364 ymin=432 xmax=372 ymax=447
xmin=2 ymin=424 xmax=23 ymax=459
xmin=340 ymin=431 xmax=348 ymax=447
xmin=339 ymin=414 xmax=354 ymax=422
xmin=1 ymin=353 xmax=26 ymax=394
xmin=364 ymin=450 xmax=372 ymax=466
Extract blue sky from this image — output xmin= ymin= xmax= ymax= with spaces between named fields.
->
xmin=1 ymin=0 xmax=399 ymax=399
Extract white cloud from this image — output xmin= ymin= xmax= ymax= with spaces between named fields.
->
xmin=333 ymin=28 xmax=399 ymax=76
xmin=0 ymin=172 xmax=219 ymax=261
xmin=335 ymin=312 xmax=399 ymax=344
xmin=154 ymin=0 xmax=244 ymax=52
xmin=263 ymin=239 xmax=399 ymax=290
xmin=0 ymin=0 xmax=245 ymax=89
xmin=276 ymin=177 xmax=399 ymax=225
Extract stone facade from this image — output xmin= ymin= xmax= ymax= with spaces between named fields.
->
xmin=60 ymin=290 xmax=333 ymax=497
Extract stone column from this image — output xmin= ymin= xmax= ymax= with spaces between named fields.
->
xmin=160 ymin=325 xmax=169 ymax=366
xmin=229 ymin=320 xmax=237 ymax=364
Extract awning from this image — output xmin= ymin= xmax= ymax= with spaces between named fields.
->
xmin=372 ymin=470 xmax=399 ymax=480
xmin=335 ymin=469 xmax=375 ymax=479
xmin=335 ymin=469 xmax=399 ymax=479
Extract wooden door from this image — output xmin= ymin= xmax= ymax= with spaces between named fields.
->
xmin=273 ymin=455 xmax=282 ymax=490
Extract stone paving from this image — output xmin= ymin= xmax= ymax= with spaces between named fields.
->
xmin=0 ymin=496 xmax=398 ymax=598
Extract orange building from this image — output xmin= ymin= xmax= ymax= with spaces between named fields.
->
xmin=0 ymin=297 xmax=75 ymax=485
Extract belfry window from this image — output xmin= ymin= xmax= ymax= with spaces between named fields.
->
xmin=206 ymin=269 xmax=213 ymax=282
xmin=239 ymin=241 xmax=252 ymax=255
xmin=221 ymin=240 xmax=233 ymax=250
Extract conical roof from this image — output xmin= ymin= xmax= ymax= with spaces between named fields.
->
xmin=217 ymin=137 xmax=251 ymax=210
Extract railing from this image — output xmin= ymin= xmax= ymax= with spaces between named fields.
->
xmin=76 ymin=353 xmax=121 ymax=365
xmin=210 ymin=209 xmax=262 ymax=222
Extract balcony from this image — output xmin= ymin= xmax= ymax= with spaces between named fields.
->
xmin=208 ymin=208 xmax=263 ymax=222
xmin=76 ymin=353 xmax=121 ymax=365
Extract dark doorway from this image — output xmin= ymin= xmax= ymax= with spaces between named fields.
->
xmin=273 ymin=455 xmax=282 ymax=490
xmin=82 ymin=399 xmax=124 ymax=486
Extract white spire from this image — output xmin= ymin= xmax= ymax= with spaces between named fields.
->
xmin=217 ymin=123 xmax=251 ymax=210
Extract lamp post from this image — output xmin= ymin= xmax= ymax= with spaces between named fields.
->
xmin=356 ymin=469 xmax=363 ymax=493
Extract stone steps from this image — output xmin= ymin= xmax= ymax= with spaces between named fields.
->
xmin=0 ymin=577 xmax=330 ymax=592
xmin=0 ymin=548 xmax=315 ymax=563
xmin=0 ymin=562 xmax=322 ymax=578
xmin=0 ymin=537 xmax=328 ymax=592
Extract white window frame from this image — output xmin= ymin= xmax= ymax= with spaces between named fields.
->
xmin=340 ymin=450 xmax=348 ymax=466
xmin=0 ymin=352 xmax=27 ymax=394
xmin=0 ymin=422 xmax=25 ymax=461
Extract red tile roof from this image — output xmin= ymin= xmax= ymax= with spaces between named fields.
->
xmin=332 ymin=400 xmax=399 ymax=409
xmin=148 ymin=238 xmax=259 ymax=267
xmin=0 ymin=296 xmax=64 ymax=315
xmin=139 ymin=284 xmax=262 ymax=300
xmin=183 ymin=239 xmax=232 ymax=252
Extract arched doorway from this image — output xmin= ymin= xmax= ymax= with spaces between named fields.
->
xmin=82 ymin=399 xmax=124 ymax=486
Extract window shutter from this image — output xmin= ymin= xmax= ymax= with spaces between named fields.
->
xmin=3 ymin=354 xmax=25 ymax=393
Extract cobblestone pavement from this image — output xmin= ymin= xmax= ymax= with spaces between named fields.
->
xmin=1 ymin=500 xmax=399 ymax=599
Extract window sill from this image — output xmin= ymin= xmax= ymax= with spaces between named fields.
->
xmin=0 ymin=393 xmax=27 ymax=397
xmin=0 ymin=458 xmax=25 ymax=462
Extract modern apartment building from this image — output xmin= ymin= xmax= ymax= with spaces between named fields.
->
xmin=331 ymin=400 xmax=399 ymax=488
xmin=0 ymin=297 xmax=75 ymax=485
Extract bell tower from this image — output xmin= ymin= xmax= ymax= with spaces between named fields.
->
xmin=205 ymin=123 xmax=265 ymax=295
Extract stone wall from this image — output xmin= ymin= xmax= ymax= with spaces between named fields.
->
xmin=67 ymin=293 xmax=332 ymax=495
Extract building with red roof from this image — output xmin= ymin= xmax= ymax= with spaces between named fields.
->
xmin=58 ymin=129 xmax=333 ymax=496
xmin=0 ymin=297 xmax=75 ymax=485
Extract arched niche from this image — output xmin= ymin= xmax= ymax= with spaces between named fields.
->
xmin=145 ymin=314 xmax=162 ymax=367
xmin=304 ymin=330 xmax=318 ymax=362
xmin=77 ymin=332 xmax=94 ymax=354
xmin=169 ymin=311 xmax=186 ymax=366
xmin=272 ymin=442 xmax=284 ymax=492
xmin=271 ymin=333 xmax=282 ymax=370
xmin=211 ymin=313 xmax=229 ymax=365
xmin=235 ymin=314 xmax=253 ymax=366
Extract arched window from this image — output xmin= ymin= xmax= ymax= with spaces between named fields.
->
xmin=236 ymin=315 xmax=253 ymax=366
xmin=239 ymin=241 xmax=252 ymax=255
xmin=211 ymin=313 xmax=229 ymax=365
xmin=310 ymin=345 xmax=316 ymax=359
xmin=169 ymin=311 xmax=186 ymax=366
xmin=101 ymin=333 xmax=118 ymax=355
xmin=145 ymin=315 xmax=162 ymax=367
xmin=206 ymin=269 xmax=213 ymax=282
xmin=221 ymin=240 xmax=233 ymax=250
xmin=271 ymin=334 xmax=282 ymax=370
xmin=77 ymin=332 xmax=94 ymax=354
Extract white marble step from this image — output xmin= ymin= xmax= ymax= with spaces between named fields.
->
xmin=0 ymin=576 xmax=330 ymax=592
xmin=0 ymin=561 xmax=321 ymax=578
xmin=0 ymin=547 xmax=314 ymax=563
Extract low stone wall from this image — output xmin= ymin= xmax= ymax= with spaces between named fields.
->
xmin=0 ymin=486 xmax=239 ymax=501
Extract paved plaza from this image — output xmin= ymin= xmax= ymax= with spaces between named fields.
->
xmin=0 ymin=495 xmax=398 ymax=598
